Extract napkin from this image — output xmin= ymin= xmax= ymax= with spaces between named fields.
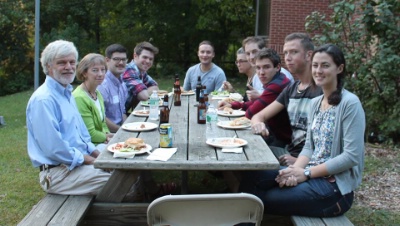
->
xmin=113 ymin=151 xmax=136 ymax=159
xmin=221 ymin=147 xmax=243 ymax=153
xmin=147 ymin=148 xmax=177 ymax=161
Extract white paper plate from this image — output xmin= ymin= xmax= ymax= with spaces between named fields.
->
xmin=206 ymin=137 xmax=248 ymax=148
xmin=181 ymin=91 xmax=195 ymax=96
xmin=107 ymin=142 xmax=152 ymax=155
xmin=217 ymin=121 xmax=251 ymax=129
xmin=217 ymin=110 xmax=245 ymax=117
xmin=132 ymin=110 xmax=150 ymax=117
xmin=122 ymin=122 xmax=158 ymax=131
xmin=140 ymin=100 xmax=163 ymax=107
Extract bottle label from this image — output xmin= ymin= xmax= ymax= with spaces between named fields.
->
xmin=198 ymin=109 xmax=206 ymax=120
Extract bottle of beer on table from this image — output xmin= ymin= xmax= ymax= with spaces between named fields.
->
xmin=197 ymin=89 xmax=206 ymax=124
xmin=195 ymin=75 xmax=202 ymax=102
xmin=160 ymin=94 xmax=170 ymax=124
xmin=173 ymin=74 xmax=181 ymax=106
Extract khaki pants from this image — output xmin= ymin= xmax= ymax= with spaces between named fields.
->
xmin=39 ymin=164 xmax=111 ymax=195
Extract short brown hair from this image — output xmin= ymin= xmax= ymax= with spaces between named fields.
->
xmin=76 ymin=53 xmax=106 ymax=81
xmin=198 ymin=40 xmax=214 ymax=51
xmin=242 ymin=36 xmax=266 ymax=51
xmin=284 ymin=33 xmax=314 ymax=52
xmin=134 ymin=42 xmax=159 ymax=56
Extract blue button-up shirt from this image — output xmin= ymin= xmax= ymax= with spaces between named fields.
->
xmin=97 ymin=70 xmax=128 ymax=125
xmin=26 ymin=76 xmax=96 ymax=170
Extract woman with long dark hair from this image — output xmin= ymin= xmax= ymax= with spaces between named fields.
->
xmin=240 ymin=44 xmax=365 ymax=217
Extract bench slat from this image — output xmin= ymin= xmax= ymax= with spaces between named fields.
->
xmin=291 ymin=216 xmax=325 ymax=226
xmin=18 ymin=194 xmax=68 ymax=226
xmin=48 ymin=195 xmax=94 ymax=226
xmin=322 ymin=215 xmax=354 ymax=226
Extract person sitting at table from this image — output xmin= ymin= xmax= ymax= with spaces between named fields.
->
xmin=240 ymin=43 xmax=365 ymax=218
xmin=218 ymin=48 xmax=292 ymax=148
xmin=73 ymin=53 xmax=114 ymax=151
xmin=222 ymin=47 xmax=256 ymax=102
xmin=98 ymin=44 xmax=129 ymax=133
xmin=183 ymin=40 xmax=226 ymax=94
xmin=250 ymin=33 xmax=322 ymax=166
xmin=26 ymin=40 xmax=111 ymax=195
xmin=123 ymin=41 xmax=159 ymax=112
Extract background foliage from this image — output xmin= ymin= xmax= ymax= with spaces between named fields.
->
xmin=305 ymin=0 xmax=400 ymax=144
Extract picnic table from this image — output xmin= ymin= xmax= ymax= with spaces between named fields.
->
xmin=84 ymin=93 xmax=279 ymax=225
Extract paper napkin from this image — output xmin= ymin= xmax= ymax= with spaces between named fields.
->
xmin=113 ymin=151 xmax=136 ymax=159
xmin=221 ymin=147 xmax=243 ymax=153
xmin=147 ymin=148 xmax=177 ymax=161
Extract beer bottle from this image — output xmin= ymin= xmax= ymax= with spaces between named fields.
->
xmin=197 ymin=89 xmax=206 ymax=124
xmin=160 ymin=94 xmax=170 ymax=124
xmin=195 ymin=75 xmax=202 ymax=102
xmin=173 ymin=74 xmax=181 ymax=106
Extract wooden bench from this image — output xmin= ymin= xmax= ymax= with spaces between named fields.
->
xmin=291 ymin=215 xmax=353 ymax=226
xmin=18 ymin=194 xmax=94 ymax=226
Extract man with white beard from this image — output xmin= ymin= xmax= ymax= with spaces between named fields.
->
xmin=26 ymin=40 xmax=110 ymax=195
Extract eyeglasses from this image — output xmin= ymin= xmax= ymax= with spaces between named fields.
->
xmin=111 ymin=57 xmax=128 ymax=63
xmin=235 ymin=60 xmax=248 ymax=64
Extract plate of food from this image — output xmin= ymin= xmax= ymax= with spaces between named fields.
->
xmin=140 ymin=99 xmax=163 ymax=106
xmin=211 ymin=90 xmax=230 ymax=99
xmin=217 ymin=107 xmax=245 ymax=117
xmin=217 ymin=117 xmax=251 ymax=129
xmin=107 ymin=138 xmax=152 ymax=155
xmin=132 ymin=109 xmax=159 ymax=117
xmin=157 ymin=90 xmax=169 ymax=97
xmin=206 ymin=137 xmax=248 ymax=148
xmin=121 ymin=122 xmax=158 ymax=131
xmin=181 ymin=90 xmax=195 ymax=96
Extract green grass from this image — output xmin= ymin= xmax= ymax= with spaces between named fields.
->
xmin=1 ymin=77 xmax=399 ymax=225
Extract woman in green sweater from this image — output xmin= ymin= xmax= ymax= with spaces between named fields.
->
xmin=73 ymin=53 xmax=113 ymax=150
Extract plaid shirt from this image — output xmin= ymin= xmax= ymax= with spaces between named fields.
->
xmin=122 ymin=61 xmax=158 ymax=108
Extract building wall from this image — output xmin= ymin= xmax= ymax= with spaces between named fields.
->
xmin=267 ymin=0 xmax=332 ymax=63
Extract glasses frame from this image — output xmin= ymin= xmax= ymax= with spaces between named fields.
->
xmin=111 ymin=57 xmax=128 ymax=63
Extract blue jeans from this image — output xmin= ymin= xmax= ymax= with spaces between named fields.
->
xmin=239 ymin=170 xmax=353 ymax=217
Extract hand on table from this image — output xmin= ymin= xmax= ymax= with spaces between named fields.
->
xmin=218 ymin=101 xmax=232 ymax=110
xmin=251 ymin=122 xmax=270 ymax=137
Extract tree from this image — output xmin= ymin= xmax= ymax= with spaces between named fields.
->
xmin=305 ymin=0 xmax=400 ymax=143
xmin=0 ymin=0 xmax=34 ymax=95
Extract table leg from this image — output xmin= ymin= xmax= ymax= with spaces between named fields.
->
xmin=96 ymin=170 xmax=140 ymax=202
xmin=181 ymin=171 xmax=188 ymax=194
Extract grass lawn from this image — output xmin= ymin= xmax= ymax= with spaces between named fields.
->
xmin=1 ymin=75 xmax=399 ymax=225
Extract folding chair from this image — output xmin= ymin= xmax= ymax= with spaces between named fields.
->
xmin=147 ymin=193 xmax=264 ymax=226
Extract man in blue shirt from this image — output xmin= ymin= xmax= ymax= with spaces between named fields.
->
xmin=98 ymin=44 xmax=129 ymax=132
xmin=183 ymin=40 xmax=226 ymax=94
xmin=26 ymin=40 xmax=110 ymax=195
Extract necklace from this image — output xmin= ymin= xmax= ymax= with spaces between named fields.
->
xmin=297 ymin=82 xmax=310 ymax=94
xmin=83 ymin=83 xmax=97 ymax=100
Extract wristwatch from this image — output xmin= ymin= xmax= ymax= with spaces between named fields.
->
xmin=304 ymin=169 xmax=311 ymax=180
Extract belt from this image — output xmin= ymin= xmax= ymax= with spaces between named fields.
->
xmin=324 ymin=175 xmax=336 ymax=183
xmin=39 ymin=164 xmax=60 ymax=172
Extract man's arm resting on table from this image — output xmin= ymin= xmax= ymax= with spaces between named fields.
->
xmin=84 ymin=150 xmax=100 ymax=165
xmin=106 ymin=117 xmax=120 ymax=133
xmin=137 ymin=86 xmax=159 ymax=101
xmin=251 ymin=100 xmax=285 ymax=136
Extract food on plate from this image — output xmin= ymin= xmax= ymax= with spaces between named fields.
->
xmin=140 ymin=124 xmax=146 ymax=129
xmin=211 ymin=90 xmax=230 ymax=96
xmin=157 ymin=90 xmax=168 ymax=96
xmin=229 ymin=93 xmax=243 ymax=102
xmin=229 ymin=117 xmax=251 ymax=126
xmin=110 ymin=138 xmax=147 ymax=152
xmin=223 ymin=107 xmax=234 ymax=114
xmin=136 ymin=110 xmax=150 ymax=115
xmin=217 ymin=138 xmax=246 ymax=146
xmin=182 ymin=90 xmax=195 ymax=94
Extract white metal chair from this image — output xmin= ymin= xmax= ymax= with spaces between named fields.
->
xmin=147 ymin=193 xmax=264 ymax=226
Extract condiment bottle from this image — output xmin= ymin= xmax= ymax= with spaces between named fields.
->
xmin=160 ymin=94 xmax=170 ymax=124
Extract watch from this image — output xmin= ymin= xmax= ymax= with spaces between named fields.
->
xmin=304 ymin=169 xmax=311 ymax=180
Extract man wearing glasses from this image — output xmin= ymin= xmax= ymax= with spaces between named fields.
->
xmin=123 ymin=41 xmax=159 ymax=111
xmin=98 ymin=44 xmax=129 ymax=132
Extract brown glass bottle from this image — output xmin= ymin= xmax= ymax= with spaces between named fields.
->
xmin=195 ymin=75 xmax=202 ymax=102
xmin=197 ymin=90 xmax=206 ymax=124
xmin=160 ymin=94 xmax=170 ymax=124
xmin=173 ymin=75 xmax=181 ymax=106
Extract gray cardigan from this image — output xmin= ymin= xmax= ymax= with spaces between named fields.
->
xmin=300 ymin=89 xmax=365 ymax=195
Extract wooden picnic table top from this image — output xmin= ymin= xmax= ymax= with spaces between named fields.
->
xmin=93 ymin=93 xmax=279 ymax=203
